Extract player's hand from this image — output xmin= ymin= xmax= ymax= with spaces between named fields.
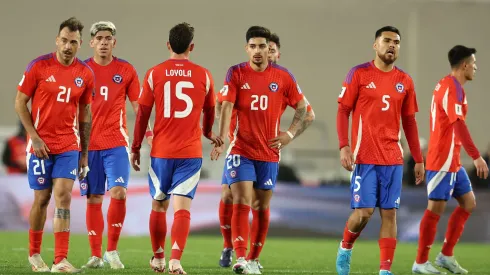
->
xmin=414 ymin=162 xmax=425 ymax=185
xmin=32 ymin=136 xmax=50 ymax=160
xmin=131 ymin=151 xmax=141 ymax=171
xmin=340 ymin=146 xmax=354 ymax=172
xmin=206 ymin=132 xmax=224 ymax=147
xmin=146 ymin=136 xmax=153 ymax=148
xmin=473 ymin=156 xmax=489 ymax=179
xmin=78 ymin=154 xmax=89 ymax=181
xmin=268 ymin=131 xmax=292 ymax=150
xmin=210 ymin=144 xmax=225 ymax=161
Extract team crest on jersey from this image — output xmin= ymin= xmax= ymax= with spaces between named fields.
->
xmin=80 ymin=183 xmax=88 ymax=190
xmin=113 ymin=74 xmax=123 ymax=84
xmin=230 ymin=170 xmax=236 ymax=178
xmin=395 ymin=83 xmax=405 ymax=93
xmin=269 ymin=82 xmax=279 ymax=92
xmin=37 ymin=177 xmax=45 ymax=185
xmin=75 ymin=77 xmax=83 ymax=87
xmin=354 ymin=194 xmax=360 ymax=202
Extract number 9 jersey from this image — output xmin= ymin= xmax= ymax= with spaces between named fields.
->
xmin=338 ymin=61 xmax=418 ymax=165
xmin=219 ymin=62 xmax=304 ymax=162
xmin=138 ymin=59 xmax=215 ymax=158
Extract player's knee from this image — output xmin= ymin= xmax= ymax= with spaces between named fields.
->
xmin=356 ymin=208 xmax=375 ymax=222
xmin=87 ymin=194 xmax=103 ymax=204
xmin=251 ymin=200 xmax=269 ymax=211
xmin=232 ymin=195 xmax=252 ymax=206
xmin=380 ymin=209 xmax=397 ymax=222
xmin=461 ymin=199 xmax=476 ymax=213
xmin=33 ymin=192 xmax=52 ymax=209
xmin=54 ymin=191 xmax=72 ymax=207
xmin=152 ymin=199 xmax=169 ymax=212
xmin=110 ymin=186 xmax=127 ymax=200
xmin=221 ymin=188 xmax=233 ymax=204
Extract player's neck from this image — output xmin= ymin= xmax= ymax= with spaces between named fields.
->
xmin=169 ymin=53 xmax=189 ymax=60
xmin=450 ymin=70 xmax=467 ymax=86
xmin=373 ymin=58 xmax=394 ymax=72
xmin=93 ymin=55 xmax=113 ymax=66
xmin=55 ymin=52 xmax=75 ymax=66
xmin=249 ymin=61 xmax=268 ymax=72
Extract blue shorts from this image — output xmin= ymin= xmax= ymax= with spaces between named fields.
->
xmin=27 ymin=150 xmax=79 ymax=190
xmin=223 ymin=154 xmax=279 ymax=190
xmin=426 ymin=167 xmax=472 ymax=201
xmin=350 ymin=164 xmax=403 ymax=209
xmin=149 ymin=157 xmax=202 ymax=201
xmin=79 ymin=146 xmax=130 ymax=196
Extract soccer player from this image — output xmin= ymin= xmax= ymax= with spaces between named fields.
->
xmin=14 ymin=17 xmax=93 ymax=273
xmin=216 ymin=32 xmax=315 ymax=270
xmin=131 ymin=22 xmax=220 ymax=274
xmin=216 ymin=26 xmax=307 ymax=274
xmin=335 ymin=26 xmax=424 ymax=275
xmin=412 ymin=45 xmax=488 ymax=274
xmin=80 ymin=21 xmax=151 ymax=270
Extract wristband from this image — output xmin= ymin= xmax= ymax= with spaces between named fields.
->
xmin=286 ymin=131 xmax=294 ymax=139
xmin=145 ymin=131 xmax=153 ymax=138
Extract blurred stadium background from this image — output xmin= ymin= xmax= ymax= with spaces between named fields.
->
xmin=0 ymin=0 xmax=489 ymax=259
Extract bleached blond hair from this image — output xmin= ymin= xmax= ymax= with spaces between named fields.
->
xmin=90 ymin=21 xmax=116 ymax=37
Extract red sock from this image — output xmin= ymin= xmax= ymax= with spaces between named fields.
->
xmin=29 ymin=229 xmax=43 ymax=256
xmin=149 ymin=210 xmax=167 ymax=259
xmin=86 ymin=203 xmax=104 ymax=258
xmin=416 ymin=209 xmax=440 ymax=264
xmin=107 ymin=198 xmax=126 ymax=252
xmin=54 ymin=232 xmax=70 ymax=264
xmin=441 ymin=207 xmax=470 ymax=256
xmin=247 ymin=209 xmax=270 ymax=260
xmin=170 ymin=210 xmax=191 ymax=261
xmin=341 ymin=222 xmax=361 ymax=249
xmin=379 ymin=238 xmax=397 ymax=271
xmin=219 ymin=200 xmax=233 ymax=249
xmin=232 ymin=204 xmax=251 ymax=258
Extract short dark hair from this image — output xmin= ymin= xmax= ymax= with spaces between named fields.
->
xmin=246 ymin=26 xmax=271 ymax=43
xmin=169 ymin=22 xmax=194 ymax=55
xmin=59 ymin=17 xmax=84 ymax=37
xmin=269 ymin=33 xmax=280 ymax=49
xmin=375 ymin=26 xmax=400 ymax=40
xmin=448 ymin=45 xmax=476 ymax=68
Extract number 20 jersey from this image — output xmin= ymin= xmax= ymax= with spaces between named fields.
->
xmin=338 ymin=61 xmax=418 ymax=165
xmin=17 ymin=53 xmax=94 ymax=154
xmin=138 ymin=59 xmax=215 ymax=159
xmin=219 ymin=62 xmax=304 ymax=162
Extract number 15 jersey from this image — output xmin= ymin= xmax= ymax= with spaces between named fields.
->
xmin=219 ymin=62 xmax=304 ymax=162
xmin=138 ymin=59 xmax=215 ymax=159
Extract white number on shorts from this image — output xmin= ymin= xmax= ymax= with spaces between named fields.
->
xmin=353 ymin=176 xmax=361 ymax=192
xmin=381 ymin=95 xmax=390 ymax=111
xmin=57 ymin=86 xmax=72 ymax=103
xmin=164 ymin=81 xmax=194 ymax=118
xmin=226 ymin=154 xmax=241 ymax=169
xmin=100 ymin=86 xmax=109 ymax=101
xmin=32 ymin=159 xmax=46 ymax=175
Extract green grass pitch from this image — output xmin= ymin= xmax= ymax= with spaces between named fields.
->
xmin=0 ymin=232 xmax=488 ymax=274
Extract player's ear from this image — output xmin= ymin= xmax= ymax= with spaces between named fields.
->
xmin=278 ymin=52 xmax=281 ymax=60
xmin=166 ymin=41 xmax=172 ymax=52
xmin=113 ymin=38 xmax=117 ymax=48
xmin=189 ymin=43 xmax=194 ymax=52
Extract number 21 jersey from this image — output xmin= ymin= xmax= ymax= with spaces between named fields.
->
xmin=138 ymin=59 xmax=215 ymax=158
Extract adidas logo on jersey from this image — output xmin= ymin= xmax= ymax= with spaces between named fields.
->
xmin=241 ymin=83 xmax=251 ymax=90
xmin=115 ymin=177 xmax=125 ymax=183
xmin=70 ymin=169 xmax=77 ymax=176
xmin=366 ymin=82 xmax=376 ymax=89
xmin=264 ymin=179 xmax=273 ymax=186
xmin=46 ymin=75 xmax=56 ymax=82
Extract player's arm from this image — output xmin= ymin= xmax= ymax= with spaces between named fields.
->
xmin=217 ymin=68 xmax=238 ymax=144
xmin=131 ymin=70 xmax=155 ymax=171
xmin=336 ymin=67 xmax=360 ymax=171
xmin=292 ymin=96 xmax=315 ymax=138
xmin=130 ymin=101 xmax=153 ymax=141
xmin=202 ymin=70 xmax=220 ymax=145
xmin=78 ymin=103 xmax=92 ymax=156
xmin=15 ymin=65 xmax=50 ymax=159
xmin=401 ymin=78 xmax=424 ymax=184
xmin=127 ymin=69 xmax=153 ymax=142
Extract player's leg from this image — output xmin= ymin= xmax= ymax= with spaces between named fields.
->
xmin=102 ymin=146 xmax=130 ymax=269
xmin=81 ymin=150 xmax=106 ymax=269
xmin=148 ymin=157 xmax=172 ymax=273
xmin=376 ymin=165 xmax=403 ymax=275
xmin=27 ymin=153 xmax=53 ymax=272
xmin=246 ymin=160 xmax=278 ymax=273
xmin=225 ymin=154 xmax=256 ymax=274
xmin=413 ymin=170 xmax=453 ymax=274
xmin=336 ymin=164 xmax=377 ymax=275
xmin=50 ymin=151 xmax=81 ymax=273
xmin=167 ymin=158 xmax=202 ymax=274
xmin=219 ymin=172 xmax=234 ymax=268
xmin=435 ymin=167 xmax=473 ymax=274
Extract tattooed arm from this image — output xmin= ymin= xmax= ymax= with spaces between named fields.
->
xmin=269 ymin=98 xmax=307 ymax=149
xmin=291 ymin=98 xmax=315 ymax=139
xmin=78 ymin=103 xmax=92 ymax=156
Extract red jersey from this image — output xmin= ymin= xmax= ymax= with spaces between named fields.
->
xmin=138 ymin=59 xmax=215 ymax=158
xmin=84 ymin=57 xmax=140 ymax=150
xmin=338 ymin=61 xmax=418 ymax=165
xmin=219 ymin=62 xmax=304 ymax=162
xmin=426 ymin=75 xmax=468 ymax=172
xmin=18 ymin=53 xmax=94 ymax=154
